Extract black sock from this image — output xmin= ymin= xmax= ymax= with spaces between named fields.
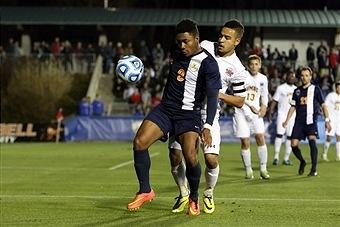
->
xmin=309 ymin=140 xmax=318 ymax=172
xmin=186 ymin=162 xmax=201 ymax=200
xmin=292 ymin=146 xmax=305 ymax=163
xmin=133 ymin=149 xmax=151 ymax=193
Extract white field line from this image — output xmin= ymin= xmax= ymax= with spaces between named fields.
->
xmin=0 ymin=194 xmax=339 ymax=203
xmin=109 ymin=152 xmax=160 ymax=170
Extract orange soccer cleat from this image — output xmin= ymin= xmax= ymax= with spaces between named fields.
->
xmin=127 ymin=189 xmax=155 ymax=211
xmin=186 ymin=198 xmax=200 ymax=216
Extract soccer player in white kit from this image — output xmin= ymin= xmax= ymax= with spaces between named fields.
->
xmin=234 ymin=54 xmax=270 ymax=180
xmin=268 ymin=71 xmax=297 ymax=165
xmin=322 ymin=81 xmax=340 ymax=161
xmin=169 ymin=19 xmax=247 ymax=214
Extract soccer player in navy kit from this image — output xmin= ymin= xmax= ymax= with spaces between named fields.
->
xmin=127 ymin=19 xmax=221 ymax=215
xmin=282 ymin=67 xmax=331 ymax=176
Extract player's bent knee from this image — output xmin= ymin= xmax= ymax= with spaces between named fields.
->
xmin=133 ymin=136 xmax=149 ymax=150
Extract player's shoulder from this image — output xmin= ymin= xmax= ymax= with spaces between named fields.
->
xmin=201 ymin=40 xmax=216 ymax=56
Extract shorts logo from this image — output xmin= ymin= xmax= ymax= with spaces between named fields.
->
xmin=176 ymin=68 xmax=186 ymax=82
xmin=295 ymin=89 xmax=300 ymax=96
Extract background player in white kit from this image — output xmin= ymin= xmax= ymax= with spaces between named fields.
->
xmin=234 ymin=54 xmax=270 ymax=180
xmin=169 ymin=19 xmax=247 ymax=214
xmin=322 ymin=81 xmax=340 ymax=161
xmin=268 ymin=71 xmax=297 ymax=165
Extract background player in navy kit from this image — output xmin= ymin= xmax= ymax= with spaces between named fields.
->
xmin=282 ymin=66 xmax=331 ymax=176
xmin=127 ymin=19 xmax=221 ymax=215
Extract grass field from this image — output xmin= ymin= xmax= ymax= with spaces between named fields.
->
xmin=1 ymin=142 xmax=340 ymax=226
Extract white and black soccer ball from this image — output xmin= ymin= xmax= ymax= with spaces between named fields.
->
xmin=115 ymin=55 xmax=144 ymax=83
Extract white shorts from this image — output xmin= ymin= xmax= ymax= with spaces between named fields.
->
xmin=168 ymin=118 xmax=220 ymax=155
xmin=326 ymin=118 xmax=340 ymax=136
xmin=233 ymin=113 xmax=265 ymax=138
xmin=276 ymin=114 xmax=295 ymax=137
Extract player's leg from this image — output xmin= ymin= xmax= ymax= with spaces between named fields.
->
xmin=322 ymin=135 xmax=332 ymax=161
xmin=202 ymin=121 xmax=220 ymax=214
xmin=253 ymin=117 xmax=269 ymax=179
xmin=255 ymin=133 xmax=270 ymax=179
xmin=178 ymin=131 xmax=201 ymax=215
xmin=283 ymin=119 xmax=295 ymax=165
xmin=273 ymin=115 xmax=285 ymax=165
xmin=336 ymin=135 xmax=340 ymax=161
xmin=169 ymin=138 xmax=189 ymax=213
xmin=291 ymin=124 xmax=306 ymax=175
xmin=128 ymin=119 xmax=164 ymax=210
xmin=307 ymin=135 xmax=318 ymax=176
xmin=233 ymin=114 xmax=253 ymax=179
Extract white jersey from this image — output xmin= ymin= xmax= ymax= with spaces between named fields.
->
xmin=235 ymin=72 xmax=268 ymax=118
xmin=272 ymin=83 xmax=297 ymax=116
xmin=200 ymin=40 xmax=248 ymax=120
xmin=325 ymin=91 xmax=340 ymax=121
xmin=325 ymin=91 xmax=340 ymax=136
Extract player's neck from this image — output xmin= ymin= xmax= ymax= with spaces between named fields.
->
xmin=302 ymin=82 xmax=311 ymax=88
xmin=218 ymin=50 xmax=234 ymax=57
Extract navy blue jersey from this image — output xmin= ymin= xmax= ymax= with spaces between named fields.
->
xmin=161 ymin=49 xmax=221 ymax=111
xmin=291 ymin=84 xmax=324 ymax=124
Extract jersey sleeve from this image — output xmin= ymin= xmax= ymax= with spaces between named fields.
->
xmin=231 ymin=69 xmax=247 ymax=97
xmin=315 ymin=86 xmax=325 ymax=105
xmin=272 ymin=85 xmax=281 ymax=102
xmin=291 ymin=88 xmax=298 ymax=106
xmin=205 ymin=58 xmax=222 ymax=90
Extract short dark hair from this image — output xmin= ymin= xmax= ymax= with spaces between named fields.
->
xmin=176 ymin=18 xmax=199 ymax=36
xmin=335 ymin=81 xmax=340 ymax=86
xmin=223 ymin=19 xmax=244 ymax=39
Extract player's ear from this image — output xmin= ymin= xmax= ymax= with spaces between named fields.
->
xmin=234 ymin=38 xmax=241 ymax=46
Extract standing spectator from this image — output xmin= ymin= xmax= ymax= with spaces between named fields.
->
xmin=152 ymin=42 xmax=165 ymax=68
xmin=124 ymin=42 xmax=134 ymax=55
xmin=62 ymin=40 xmax=73 ymax=72
xmin=51 ymin=37 xmax=61 ymax=58
xmin=0 ymin=45 xmax=6 ymax=64
xmin=316 ymin=41 xmax=328 ymax=69
xmin=306 ymin=42 xmax=315 ymax=68
xmin=329 ymin=47 xmax=339 ymax=79
xmin=84 ymin=43 xmax=96 ymax=74
xmin=289 ymin=43 xmax=298 ymax=70
xmin=5 ymin=38 xmax=15 ymax=58
xmin=141 ymin=83 xmax=152 ymax=115
xmin=137 ymin=40 xmax=151 ymax=65
xmin=103 ymin=42 xmax=115 ymax=74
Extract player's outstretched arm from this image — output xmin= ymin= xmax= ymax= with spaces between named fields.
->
xmin=218 ymin=93 xmax=245 ymax=108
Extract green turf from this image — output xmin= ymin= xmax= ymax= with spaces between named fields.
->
xmin=1 ymin=142 xmax=340 ymax=226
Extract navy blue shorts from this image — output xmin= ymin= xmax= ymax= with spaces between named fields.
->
xmin=144 ymin=104 xmax=202 ymax=141
xmin=291 ymin=122 xmax=319 ymax=140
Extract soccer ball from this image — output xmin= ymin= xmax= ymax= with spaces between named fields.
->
xmin=115 ymin=55 xmax=144 ymax=83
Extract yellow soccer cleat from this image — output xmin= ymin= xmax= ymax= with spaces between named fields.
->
xmin=203 ymin=195 xmax=215 ymax=214
xmin=172 ymin=195 xmax=189 ymax=213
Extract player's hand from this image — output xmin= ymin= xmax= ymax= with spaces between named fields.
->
xmin=282 ymin=121 xmax=288 ymax=128
xmin=325 ymin=122 xmax=332 ymax=133
xmin=259 ymin=106 xmax=267 ymax=118
xmin=248 ymin=105 xmax=259 ymax=115
xmin=201 ymin=128 xmax=212 ymax=147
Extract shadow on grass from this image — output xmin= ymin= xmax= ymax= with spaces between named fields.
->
xmin=77 ymin=198 xmax=193 ymax=227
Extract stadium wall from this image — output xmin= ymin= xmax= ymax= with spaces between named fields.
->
xmin=63 ymin=116 xmax=328 ymax=144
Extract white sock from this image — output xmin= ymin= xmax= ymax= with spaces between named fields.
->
xmin=336 ymin=142 xmax=340 ymax=160
xmin=241 ymin=149 xmax=252 ymax=172
xmin=324 ymin=141 xmax=331 ymax=155
xmin=257 ymin=145 xmax=268 ymax=171
xmin=204 ymin=165 xmax=219 ymax=197
xmin=171 ymin=160 xmax=189 ymax=197
xmin=284 ymin=139 xmax=292 ymax=161
xmin=274 ymin=137 xmax=282 ymax=160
